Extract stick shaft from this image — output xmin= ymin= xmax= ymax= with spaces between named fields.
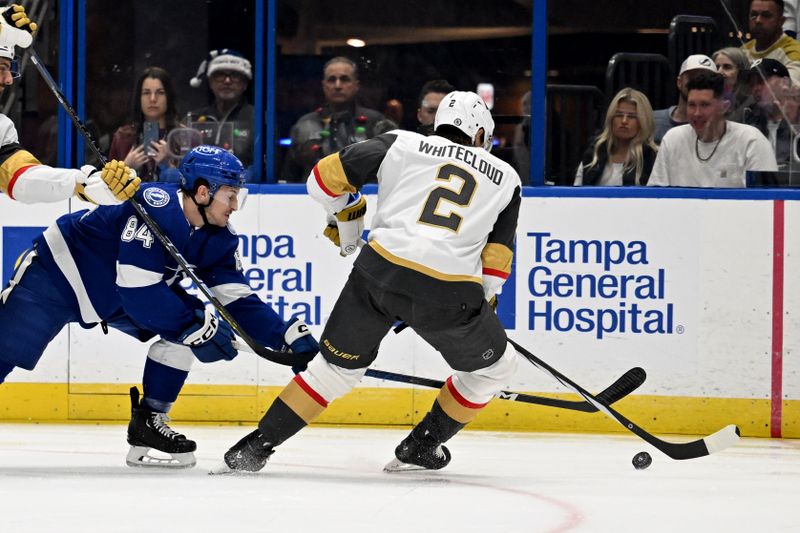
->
xmin=29 ymin=50 xmax=293 ymax=367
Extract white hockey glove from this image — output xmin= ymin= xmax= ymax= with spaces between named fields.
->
xmin=76 ymin=160 xmax=141 ymax=205
xmin=0 ymin=4 xmax=37 ymax=49
xmin=323 ymin=192 xmax=366 ymax=256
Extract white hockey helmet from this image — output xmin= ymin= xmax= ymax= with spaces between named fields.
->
xmin=434 ymin=90 xmax=495 ymax=151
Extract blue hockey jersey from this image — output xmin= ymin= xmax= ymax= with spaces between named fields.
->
xmin=33 ymin=183 xmax=286 ymax=348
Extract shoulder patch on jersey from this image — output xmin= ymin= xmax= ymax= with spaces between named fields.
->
xmin=143 ymin=187 xmax=171 ymax=208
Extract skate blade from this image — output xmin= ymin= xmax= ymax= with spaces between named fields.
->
xmin=125 ymin=446 xmax=196 ymax=469
xmin=383 ymin=457 xmax=429 ymax=472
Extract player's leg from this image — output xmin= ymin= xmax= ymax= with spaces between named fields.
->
xmin=386 ymin=299 xmax=518 ymax=471
xmin=0 ymin=249 xmax=77 ymax=383
xmin=217 ymin=269 xmax=393 ymax=473
xmin=125 ymin=340 xmax=196 ymax=468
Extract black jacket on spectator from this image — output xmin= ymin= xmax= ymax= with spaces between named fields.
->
xmin=743 ymin=108 xmax=792 ymax=168
xmin=577 ymin=139 xmax=657 ymax=186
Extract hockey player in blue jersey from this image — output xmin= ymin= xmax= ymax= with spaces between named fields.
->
xmin=0 ymin=145 xmax=319 ymax=468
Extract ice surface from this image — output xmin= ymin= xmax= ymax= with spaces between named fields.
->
xmin=0 ymin=424 xmax=798 ymax=532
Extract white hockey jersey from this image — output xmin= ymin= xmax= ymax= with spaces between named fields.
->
xmin=308 ymin=129 xmax=521 ymax=298
xmin=0 ymin=113 xmax=84 ymax=203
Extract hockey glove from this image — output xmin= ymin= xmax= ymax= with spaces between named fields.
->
xmin=0 ymin=5 xmax=37 ymax=48
xmin=329 ymin=192 xmax=366 ymax=256
xmin=76 ymin=161 xmax=141 ymax=205
xmin=179 ymin=309 xmax=237 ymax=363
xmin=281 ymin=317 xmax=319 ymax=373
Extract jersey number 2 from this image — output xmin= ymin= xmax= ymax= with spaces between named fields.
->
xmin=121 ymin=216 xmax=154 ymax=248
xmin=418 ymin=163 xmax=476 ymax=232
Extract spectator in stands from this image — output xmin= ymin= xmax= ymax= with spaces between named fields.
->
xmin=648 ymin=71 xmax=777 ymax=187
xmin=713 ymin=47 xmax=752 ymax=117
xmin=416 ymin=79 xmax=456 ymax=135
xmin=188 ymin=49 xmax=254 ymax=168
xmin=780 ymin=83 xmax=800 ymax=123
xmin=743 ymin=0 xmax=800 ymax=87
xmin=653 ymin=54 xmax=718 ymax=144
xmin=783 ymin=0 xmax=800 ymax=37
xmin=742 ymin=59 xmax=794 ymax=166
xmin=574 ymin=88 xmax=657 ymax=186
xmin=512 ymin=90 xmax=531 ymax=185
xmin=108 ymin=67 xmax=181 ymax=182
xmin=280 ymin=56 xmax=396 ymax=183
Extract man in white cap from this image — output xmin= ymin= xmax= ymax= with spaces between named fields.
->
xmin=0 ymin=5 xmax=139 ymax=205
xmin=652 ymin=54 xmax=719 ymax=144
xmin=188 ymin=49 xmax=254 ymax=167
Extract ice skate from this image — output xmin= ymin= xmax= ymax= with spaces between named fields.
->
xmin=209 ymin=429 xmax=275 ymax=475
xmin=126 ymin=387 xmax=197 ymax=469
xmin=384 ymin=430 xmax=451 ymax=472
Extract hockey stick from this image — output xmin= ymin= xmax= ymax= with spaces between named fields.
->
xmin=507 ymin=338 xmax=741 ymax=460
xmin=27 ymin=50 xmax=302 ymax=368
xmin=231 ymin=340 xmax=646 ymax=412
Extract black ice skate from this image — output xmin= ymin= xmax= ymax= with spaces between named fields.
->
xmin=383 ymin=428 xmax=452 ymax=472
xmin=126 ymin=387 xmax=197 ymax=469
xmin=209 ymin=429 xmax=274 ymax=475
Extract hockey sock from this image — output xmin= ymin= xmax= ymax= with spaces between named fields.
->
xmin=0 ymin=360 xmax=14 ymax=384
xmin=258 ymin=374 xmax=327 ymax=446
xmin=431 ymin=376 xmax=490 ymax=429
xmin=141 ymin=358 xmax=189 ymax=412
xmin=413 ymin=401 xmax=466 ymax=445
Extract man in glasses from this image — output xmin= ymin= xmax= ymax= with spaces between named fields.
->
xmin=281 ymin=56 xmax=396 ymax=182
xmin=189 ymin=49 xmax=254 ymax=168
xmin=416 ymin=79 xmax=456 ymax=136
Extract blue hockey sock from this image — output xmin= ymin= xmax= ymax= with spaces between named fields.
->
xmin=141 ymin=358 xmax=189 ymax=413
xmin=0 ymin=360 xmax=14 ymax=384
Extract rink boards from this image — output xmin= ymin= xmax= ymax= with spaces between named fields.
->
xmin=0 ymin=186 xmax=798 ymax=438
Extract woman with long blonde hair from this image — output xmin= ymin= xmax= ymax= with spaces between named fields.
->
xmin=575 ymin=88 xmax=658 ymax=186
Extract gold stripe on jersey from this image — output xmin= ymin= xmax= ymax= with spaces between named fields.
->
xmin=0 ymin=149 xmax=41 ymax=196
xmin=278 ymin=378 xmax=326 ymax=424
xmin=369 ymin=241 xmax=481 ymax=284
xmin=315 ymin=153 xmax=356 ymax=196
xmin=481 ymin=243 xmax=513 ymax=277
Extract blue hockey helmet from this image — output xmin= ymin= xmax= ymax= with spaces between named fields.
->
xmin=179 ymin=145 xmax=245 ymax=195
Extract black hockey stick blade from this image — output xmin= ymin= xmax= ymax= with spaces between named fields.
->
xmin=507 ymin=338 xmax=740 ymax=460
xmin=596 ymin=367 xmax=646 ymax=405
xmin=346 ymin=365 xmax=642 ymax=413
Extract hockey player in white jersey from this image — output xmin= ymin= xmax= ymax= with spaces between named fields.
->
xmin=0 ymin=145 xmax=318 ymax=468
xmin=0 ymin=5 xmax=139 ymax=205
xmin=215 ymin=91 xmax=522 ymax=473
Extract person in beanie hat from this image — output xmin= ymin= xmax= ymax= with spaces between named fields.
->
xmin=187 ymin=49 xmax=254 ymax=168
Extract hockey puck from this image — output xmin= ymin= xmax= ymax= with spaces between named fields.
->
xmin=632 ymin=451 xmax=652 ymax=470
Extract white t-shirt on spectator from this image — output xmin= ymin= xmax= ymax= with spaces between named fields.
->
xmin=647 ymin=122 xmax=778 ymax=187
xmin=785 ymin=0 xmax=800 ymax=35
xmin=574 ymin=161 xmax=624 ymax=186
